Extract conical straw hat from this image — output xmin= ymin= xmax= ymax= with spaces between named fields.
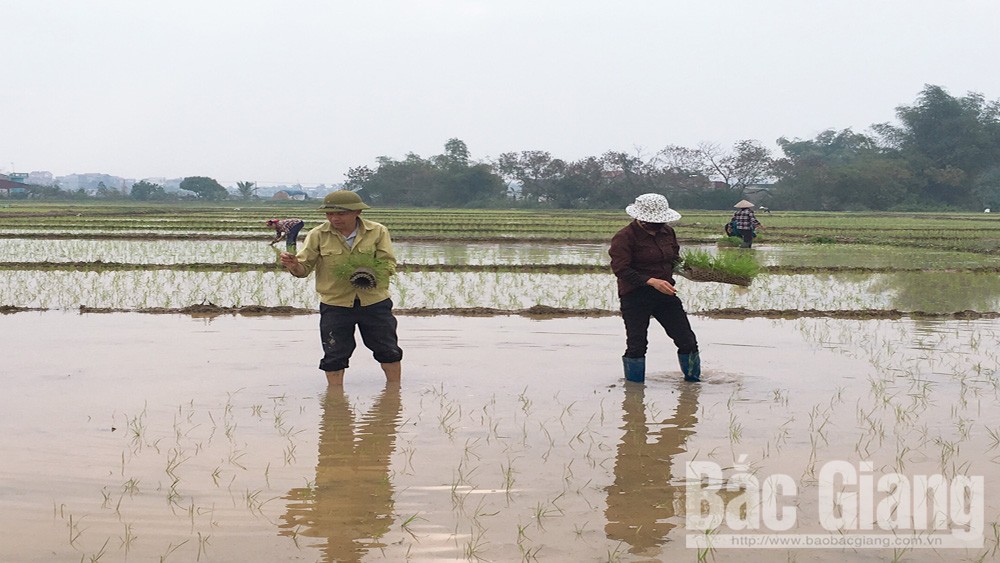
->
xmin=733 ymin=199 xmax=755 ymax=208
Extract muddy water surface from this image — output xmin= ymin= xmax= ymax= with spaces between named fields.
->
xmin=2 ymin=312 xmax=998 ymax=562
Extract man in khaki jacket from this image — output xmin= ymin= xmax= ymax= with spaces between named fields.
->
xmin=280 ymin=191 xmax=403 ymax=385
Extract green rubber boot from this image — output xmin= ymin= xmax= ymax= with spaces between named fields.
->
xmin=623 ymin=356 xmax=645 ymax=383
xmin=678 ymin=351 xmax=701 ymax=382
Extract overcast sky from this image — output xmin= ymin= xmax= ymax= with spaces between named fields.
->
xmin=3 ymin=0 xmax=999 ymax=186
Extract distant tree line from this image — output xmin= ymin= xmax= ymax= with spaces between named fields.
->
xmin=13 ymin=84 xmax=999 ymax=211
xmin=343 ymin=138 xmax=773 ymax=210
xmin=346 ymin=84 xmax=1000 ymax=211
xmin=773 ymin=85 xmax=1000 ymax=211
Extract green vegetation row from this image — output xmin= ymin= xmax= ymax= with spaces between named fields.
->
xmin=3 ymin=201 xmax=999 ymax=253
xmin=3 ymin=203 xmax=997 ymax=230
xmin=5 ymin=261 xmax=1000 ymax=275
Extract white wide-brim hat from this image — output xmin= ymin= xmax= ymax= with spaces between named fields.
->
xmin=625 ymin=193 xmax=681 ymax=223
xmin=733 ymin=199 xmax=755 ymax=208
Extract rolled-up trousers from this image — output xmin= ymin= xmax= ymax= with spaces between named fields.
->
xmin=318 ymin=298 xmax=403 ymax=371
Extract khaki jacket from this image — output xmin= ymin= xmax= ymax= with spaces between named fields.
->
xmin=293 ymin=217 xmax=397 ymax=306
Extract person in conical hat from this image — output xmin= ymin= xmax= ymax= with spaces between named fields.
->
xmin=729 ymin=199 xmax=764 ymax=248
xmin=609 ymin=193 xmax=701 ymax=384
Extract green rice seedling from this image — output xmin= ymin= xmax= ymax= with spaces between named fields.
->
xmin=167 ymin=478 xmax=183 ymax=506
xmin=521 ymin=545 xmax=542 ymax=561
xmin=228 ymin=448 xmax=248 ymax=470
xmin=771 ymin=388 xmax=789 ymax=406
xmin=122 ymin=477 xmax=140 ymax=496
xmin=716 ymin=235 xmax=744 ymax=248
xmin=159 ymin=539 xmax=189 ymax=562
xmin=210 ymin=466 xmax=223 ymax=487
xmin=986 ymin=427 xmax=1000 ymax=450
xmin=282 ymin=442 xmax=297 ymax=466
xmin=606 ymin=541 xmax=627 ymax=562
xmin=438 ymin=400 xmax=461 ymax=438
xmin=891 ymin=546 xmax=912 ymax=563
xmin=197 ymin=532 xmax=211 ymax=561
xmin=165 ymin=448 xmax=189 ymax=480
xmin=694 ymin=527 xmax=720 ymax=562
xmin=400 ymin=512 xmax=425 ymax=539
xmin=728 ymin=413 xmax=743 ymax=444
xmin=462 ymin=526 xmax=489 ymax=560
xmin=84 ymin=537 xmax=110 ymax=562
xmin=244 ymin=488 xmax=267 ymax=515
xmin=285 ymin=525 xmax=304 ymax=548
xmin=67 ymin=513 xmax=85 ymax=547
xmin=516 ymin=521 xmax=531 ymax=546
xmin=677 ymin=249 xmax=761 ymax=286
xmin=462 ymin=438 xmax=483 ymax=461
xmin=99 ymin=487 xmax=112 ymax=509
xmin=501 ymin=458 xmax=517 ymax=496
xmin=332 ymin=253 xmax=393 ymax=289
xmin=120 ymin=522 xmax=136 ymax=555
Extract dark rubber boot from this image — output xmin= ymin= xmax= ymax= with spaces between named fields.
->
xmin=678 ymin=351 xmax=701 ymax=382
xmin=623 ymin=356 xmax=645 ymax=383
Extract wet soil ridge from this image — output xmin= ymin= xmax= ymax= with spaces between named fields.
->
xmin=5 ymin=260 xmax=1000 ymax=275
xmin=3 ymin=304 xmax=997 ymax=320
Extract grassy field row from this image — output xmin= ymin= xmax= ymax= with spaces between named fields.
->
xmin=5 ymin=260 xmax=1000 ymax=274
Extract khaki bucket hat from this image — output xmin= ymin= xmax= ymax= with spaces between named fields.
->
xmin=319 ymin=190 xmax=371 ymax=211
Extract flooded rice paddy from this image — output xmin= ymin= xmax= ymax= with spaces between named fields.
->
xmin=6 ymin=239 xmax=1000 ymax=269
xmin=3 ymin=233 xmax=1000 ymax=562
xmin=4 ymin=240 xmax=1000 ymax=315
xmin=3 ymin=268 xmax=1000 ymax=315
xmin=3 ymin=312 xmax=999 ymax=562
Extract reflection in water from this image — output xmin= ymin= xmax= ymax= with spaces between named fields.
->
xmin=871 ymin=271 xmax=1000 ymax=313
xmin=280 ymin=384 xmax=402 ymax=563
xmin=605 ymin=383 xmax=700 ymax=556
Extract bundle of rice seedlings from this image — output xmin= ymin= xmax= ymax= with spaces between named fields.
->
xmin=675 ymin=249 xmax=761 ymax=286
xmin=332 ymin=253 xmax=393 ymax=289
xmin=716 ymin=236 xmax=745 ymax=248
xmin=271 ymin=245 xmax=284 ymax=265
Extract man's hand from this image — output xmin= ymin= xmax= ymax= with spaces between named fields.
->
xmin=646 ymin=277 xmax=677 ymax=295
xmin=280 ymin=252 xmax=305 ymax=275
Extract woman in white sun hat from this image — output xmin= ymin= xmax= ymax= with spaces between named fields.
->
xmin=609 ymin=193 xmax=700 ymax=384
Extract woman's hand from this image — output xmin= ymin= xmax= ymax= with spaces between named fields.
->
xmin=646 ymin=277 xmax=677 ymax=295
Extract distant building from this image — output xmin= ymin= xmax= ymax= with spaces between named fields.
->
xmin=272 ymin=189 xmax=307 ymax=201
xmin=57 ymin=173 xmax=126 ymax=192
xmin=0 ymin=173 xmax=30 ymax=197
xmin=27 ymin=171 xmax=54 ymax=186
